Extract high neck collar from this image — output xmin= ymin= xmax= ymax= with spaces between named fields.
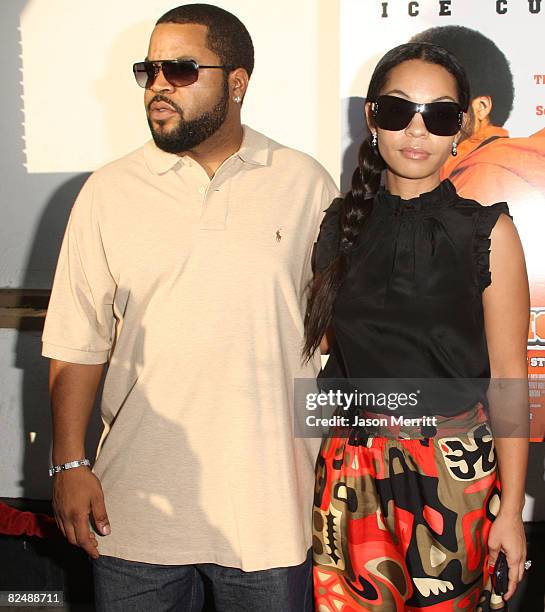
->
xmin=375 ymin=179 xmax=458 ymax=214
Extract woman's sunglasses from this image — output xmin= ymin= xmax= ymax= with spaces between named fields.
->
xmin=133 ymin=59 xmax=234 ymax=89
xmin=371 ymin=95 xmax=464 ymax=136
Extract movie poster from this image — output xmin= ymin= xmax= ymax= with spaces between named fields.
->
xmin=340 ymin=0 xmax=545 ymax=442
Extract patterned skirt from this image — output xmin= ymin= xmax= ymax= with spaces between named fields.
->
xmin=313 ymin=403 xmax=505 ymax=611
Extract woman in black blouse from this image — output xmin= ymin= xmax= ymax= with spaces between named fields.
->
xmin=304 ymin=43 xmax=529 ymax=611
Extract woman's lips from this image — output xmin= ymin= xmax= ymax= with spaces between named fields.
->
xmin=401 ymin=147 xmax=431 ymax=160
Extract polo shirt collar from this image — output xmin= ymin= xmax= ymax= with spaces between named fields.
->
xmin=236 ymin=125 xmax=270 ymax=166
xmin=143 ymin=140 xmax=185 ymax=175
xmin=143 ymin=124 xmax=270 ymax=175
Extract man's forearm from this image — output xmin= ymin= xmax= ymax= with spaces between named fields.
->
xmin=49 ymin=360 xmax=105 ymax=464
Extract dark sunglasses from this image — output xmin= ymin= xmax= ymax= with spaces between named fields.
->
xmin=371 ymin=95 xmax=464 ymax=136
xmin=133 ymin=59 xmax=234 ymax=89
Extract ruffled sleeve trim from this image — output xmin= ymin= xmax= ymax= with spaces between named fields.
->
xmin=474 ymin=201 xmax=512 ymax=291
xmin=313 ymin=197 xmax=343 ymax=273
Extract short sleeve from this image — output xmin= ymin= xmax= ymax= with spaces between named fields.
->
xmin=474 ymin=201 xmax=512 ymax=291
xmin=312 ymin=197 xmax=343 ymax=273
xmin=42 ymin=175 xmax=117 ymax=364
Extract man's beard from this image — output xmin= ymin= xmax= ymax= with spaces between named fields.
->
xmin=147 ymin=79 xmax=229 ymax=154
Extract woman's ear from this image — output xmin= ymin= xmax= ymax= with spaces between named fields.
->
xmin=364 ymin=101 xmax=375 ymax=133
xmin=456 ymin=110 xmax=471 ymax=143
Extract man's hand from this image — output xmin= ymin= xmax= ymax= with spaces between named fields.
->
xmin=52 ymin=467 xmax=110 ymax=560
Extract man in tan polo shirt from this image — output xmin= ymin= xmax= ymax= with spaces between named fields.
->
xmin=42 ymin=3 xmax=338 ymax=611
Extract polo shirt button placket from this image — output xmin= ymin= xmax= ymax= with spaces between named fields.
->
xmin=200 ymin=179 xmax=228 ymax=230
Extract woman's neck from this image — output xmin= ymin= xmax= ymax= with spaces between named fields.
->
xmin=385 ymin=170 xmax=441 ymax=200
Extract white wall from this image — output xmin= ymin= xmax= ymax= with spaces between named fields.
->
xmin=20 ymin=0 xmax=340 ymax=178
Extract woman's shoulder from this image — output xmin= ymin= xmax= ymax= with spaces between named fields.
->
xmin=442 ymin=192 xmax=512 ymax=241
xmin=450 ymin=192 xmax=511 ymax=221
xmin=427 ymin=187 xmax=513 ymax=291
xmin=451 ymin=197 xmax=513 ymax=291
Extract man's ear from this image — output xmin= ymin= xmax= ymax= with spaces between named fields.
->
xmin=471 ymin=95 xmax=493 ymax=123
xmin=229 ymin=68 xmax=249 ymax=103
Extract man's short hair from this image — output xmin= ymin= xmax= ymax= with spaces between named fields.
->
xmin=157 ymin=3 xmax=254 ymax=78
xmin=411 ymin=26 xmax=514 ymax=126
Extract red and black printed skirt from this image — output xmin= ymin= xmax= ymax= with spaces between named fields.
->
xmin=313 ymin=403 xmax=505 ymax=611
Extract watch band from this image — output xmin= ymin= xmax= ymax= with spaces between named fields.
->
xmin=48 ymin=458 xmax=91 ymax=477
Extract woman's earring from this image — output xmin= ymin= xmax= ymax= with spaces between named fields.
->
xmin=233 ymin=95 xmax=242 ymax=104
xmin=372 ymin=132 xmax=378 ymax=148
xmin=451 ymin=141 xmax=458 ymax=157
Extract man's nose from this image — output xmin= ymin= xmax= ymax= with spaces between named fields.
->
xmin=150 ymin=65 xmax=175 ymax=93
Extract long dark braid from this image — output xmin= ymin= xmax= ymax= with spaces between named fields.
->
xmin=302 ymin=136 xmax=384 ymax=360
xmin=303 ymin=42 xmax=470 ymax=361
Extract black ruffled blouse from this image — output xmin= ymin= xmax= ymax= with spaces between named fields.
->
xmin=314 ymin=179 xmax=510 ymax=416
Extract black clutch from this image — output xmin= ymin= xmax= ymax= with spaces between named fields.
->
xmin=492 ymin=550 xmax=509 ymax=597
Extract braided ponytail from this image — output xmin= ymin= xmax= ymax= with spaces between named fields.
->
xmin=303 ymin=135 xmax=384 ymax=360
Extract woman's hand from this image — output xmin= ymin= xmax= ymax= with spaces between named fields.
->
xmin=486 ymin=510 xmax=527 ymax=602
